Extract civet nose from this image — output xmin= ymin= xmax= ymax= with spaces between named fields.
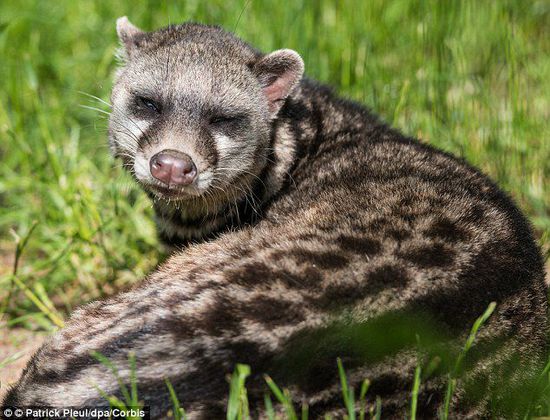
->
xmin=150 ymin=150 xmax=197 ymax=186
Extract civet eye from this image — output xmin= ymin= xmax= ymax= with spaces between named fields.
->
xmin=138 ymin=96 xmax=161 ymax=113
xmin=209 ymin=115 xmax=244 ymax=126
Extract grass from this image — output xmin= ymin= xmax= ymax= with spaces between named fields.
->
xmin=92 ymin=303 xmax=504 ymax=418
xmin=0 ymin=0 xmax=548 ymax=416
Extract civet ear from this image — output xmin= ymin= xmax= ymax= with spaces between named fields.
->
xmin=116 ymin=16 xmax=144 ymax=56
xmin=253 ymin=49 xmax=304 ymax=118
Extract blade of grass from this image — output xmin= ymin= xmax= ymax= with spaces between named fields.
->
xmin=372 ymin=396 xmax=381 ymax=420
xmin=91 ymin=351 xmax=132 ymax=405
xmin=227 ymin=364 xmax=250 ymax=420
xmin=264 ymin=394 xmax=275 ymax=420
xmin=301 ymin=403 xmax=309 ymax=420
xmin=358 ymin=379 xmax=370 ymax=420
xmin=410 ymin=365 xmax=421 ymax=420
xmin=0 ymin=350 xmax=24 ymax=370
xmin=265 ymin=374 xmax=298 ymax=420
xmin=440 ymin=302 xmax=496 ymax=419
xmin=165 ymin=378 xmax=186 ymax=420
xmin=1 ymin=221 xmax=39 ymax=315
xmin=10 ymin=274 xmax=64 ymax=328
xmin=337 ymin=358 xmax=356 ymax=420
xmin=128 ymin=351 xmax=138 ymax=407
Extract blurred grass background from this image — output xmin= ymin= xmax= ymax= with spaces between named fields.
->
xmin=0 ymin=0 xmax=548 ymax=332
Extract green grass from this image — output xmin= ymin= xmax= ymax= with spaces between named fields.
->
xmin=91 ymin=303 xmax=507 ymax=418
xmin=0 ymin=0 xmax=548 ymax=327
xmin=0 ymin=0 xmax=548 ymax=416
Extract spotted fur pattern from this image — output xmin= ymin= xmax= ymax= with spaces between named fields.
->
xmin=3 ymin=20 xmax=547 ymax=419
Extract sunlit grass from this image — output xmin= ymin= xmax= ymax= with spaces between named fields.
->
xmin=92 ymin=303 xmax=536 ymax=418
xmin=0 ymin=0 xmax=548 ymax=416
xmin=0 ymin=0 xmax=547 ymax=327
